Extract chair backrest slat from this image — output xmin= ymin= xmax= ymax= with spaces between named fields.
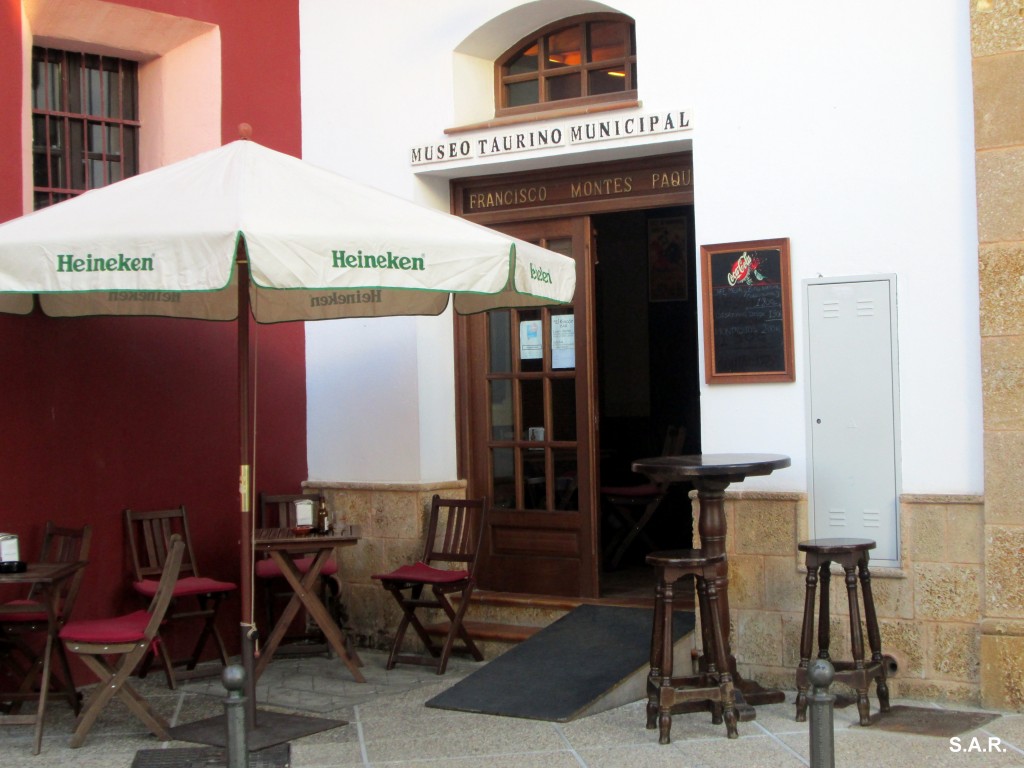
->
xmin=154 ymin=520 xmax=170 ymax=567
xmin=423 ymin=496 xmax=488 ymax=574
xmin=125 ymin=506 xmax=200 ymax=582
xmin=28 ymin=521 xmax=92 ymax=618
xmin=662 ymin=424 xmax=686 ymax=457
xmin=141 ymin=521 xmax=158 ymax=575
xmin=652 ymin=425 xmax=687 ymax=492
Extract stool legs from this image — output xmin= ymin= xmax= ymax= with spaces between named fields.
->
xmin=842 ymin=563 xmax=871 ymax=724
xmin=795 ymin=544 xmax=892 ymax=727
xmin=703 ymin=577 xmax=737 ymax=738
xmin=795 ymin=561 xmax=820 ymax=721
xmin=646 ymin=578 xmax=668 ymax=730
xmin=859 ymin=561 xmax=891 ymax=715
xmin=647 ymin=558 xmax=737 ymax=744
xmin=656 ymin=575 xmax=677 ymax=744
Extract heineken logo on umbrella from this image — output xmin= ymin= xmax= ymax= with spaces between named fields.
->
xmin=530 ymin=263 xmax=553 ymax=283
xmin=331 ymin=249 xmax=425 ymax=271
xmin=57 ymin=253 xmax=156 ymax=273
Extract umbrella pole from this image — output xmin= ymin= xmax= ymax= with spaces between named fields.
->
xmin=173 ymin=244 xmax=346 ymax=750
xmin=238 ymin=244 xmax=258 ymax=728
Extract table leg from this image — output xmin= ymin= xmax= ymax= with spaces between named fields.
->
xmin=693 ymin=480 xmax=785 ymax=715
xmin=0 ymin=582 xmax=78 ymax=754
xmin=254 ymin=565 xmax=304 ymax=679
xmin=32 ymin=588 xmax=61 ymax=755
xmin=255 ymin=550 xmax=365 ymax=683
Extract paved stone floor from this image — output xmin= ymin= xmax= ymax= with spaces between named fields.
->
xmin=3 ymin=648 xmax=1023 ymax=767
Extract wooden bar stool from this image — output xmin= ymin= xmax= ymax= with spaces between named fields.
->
xmin=795 ymin=538 xmax=893 ymax=725
xmin=646 ymin=549 xmax=738 ymax=744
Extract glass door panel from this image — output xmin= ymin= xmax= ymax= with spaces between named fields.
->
xmin=551 ymin=378 xmax=577 ymax=441
xmin=489 ymin=380 xmax=513 ymax=441
xmin=488 ymin=310 xmax=512 ymax=373
xmin=491 ymin=447 xmax=515 ymax=509
xmin=520 ymin=379 xmax=544 ymax=441
xmin=461 ymin=217 xmax=596 ymax=597
xmin=553 ymin=448 xmax=579 ymax=511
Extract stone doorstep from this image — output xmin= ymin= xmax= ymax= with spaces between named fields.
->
xmin=470 ymin=589 xmax=662 ymax=610
xmin=424 ymin=619 xmax=542 ymax=644
xmin=424 ymin=589 xmax=695 ymax=647
xmin=422 ymin=591 xmax=576 ymax=647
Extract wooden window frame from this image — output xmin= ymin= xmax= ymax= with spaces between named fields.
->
xmin=31 ymin=46 xmax=140 ymax=210
xmin=495 ymin=13 xmax=637 ymax=119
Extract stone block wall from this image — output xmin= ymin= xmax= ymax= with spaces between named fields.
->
xmin=972 ymin=0 xmax=1024 ymax=711
xmin=701 ymin=491 xmax=987 ymax=705
xmin=304 ymin=480 xmax=466 ymax=650
xmin=309 ymin=483 xmax=996 ymax=705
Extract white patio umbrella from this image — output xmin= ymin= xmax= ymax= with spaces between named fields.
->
xmin=0 ymin=136 xmax=575 ymax=726
xmin=0 ymin=138 xmax=574 ymax=321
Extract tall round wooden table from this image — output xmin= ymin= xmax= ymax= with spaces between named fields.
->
xmin=632 ymin=452 xmax=791 ymax=719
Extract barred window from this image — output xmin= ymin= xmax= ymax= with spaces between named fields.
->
xmin=497 ymin=14 xmax=637 ymax=117
xmin=32 ymin=47 xmax=140 ymax=209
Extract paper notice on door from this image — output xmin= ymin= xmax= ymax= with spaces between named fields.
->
xmin=551 ymin=314 xmax=575 ymax=369
xmin=520 ymin=320 xmax=542 ymax=360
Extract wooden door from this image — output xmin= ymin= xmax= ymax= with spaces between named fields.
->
xmin=457 ymin=217 xmax=598 ymax=597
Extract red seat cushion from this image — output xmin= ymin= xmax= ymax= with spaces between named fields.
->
xmin=372 ymin=562 xmax=469 ymax=584
xmin=0 ymin=599 xmax=50 ymax=623
xmin=59 ymin=610 xmax=151 ymax=644
xmin=133 ymin=575 xmax=236 ymax=598
xmin=254 ymin=555 xmax=339 ymax=580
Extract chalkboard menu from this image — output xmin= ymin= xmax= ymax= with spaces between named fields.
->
xmin=700 ymin=238 xmax=794 ymax=384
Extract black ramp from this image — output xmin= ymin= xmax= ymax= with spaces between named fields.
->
xmin=426 ymin=604 xmax=694 ymax=722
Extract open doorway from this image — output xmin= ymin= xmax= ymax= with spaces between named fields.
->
xmin=594 ymin=206 xmax=701 ymax=598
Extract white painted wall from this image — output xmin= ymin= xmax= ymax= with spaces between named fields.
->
xmin=299 ymin=0 xmax=982 ymax=495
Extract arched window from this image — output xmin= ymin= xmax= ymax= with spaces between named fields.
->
xmin=496 ymin=14 xmax=637 ymax=117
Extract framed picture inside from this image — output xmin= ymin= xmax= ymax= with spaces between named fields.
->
xmin=648 ymin=216 xmax=688 ymax=302
xmin=700 ymin=237 xmax=794 ymax=384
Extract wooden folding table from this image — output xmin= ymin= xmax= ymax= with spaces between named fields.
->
xmin=0 ymin=560 xmax=85 ymax=754
xmin=252 ymin=526 xmax=364 ymax=683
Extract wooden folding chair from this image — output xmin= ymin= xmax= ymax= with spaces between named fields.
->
xmin=372 ymin=495 xmax=488 ymax=674
xmin=59 ymin=535 xmax=185 ymax=748
xmin=256 ymin=492 xmax=341 ymax=654
xmin=124 ymin=506 xmax=236 ymax=688
xmin=601 ymin=425 xmax=686 ymax=568
xmin=0 ymin=521 xmax=92 ymax=716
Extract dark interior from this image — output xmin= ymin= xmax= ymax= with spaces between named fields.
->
xmin=593 ymin=206 xmax=700 ymax=595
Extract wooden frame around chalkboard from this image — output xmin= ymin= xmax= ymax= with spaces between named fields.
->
xmin=700 ymin=237 xmax=794 ymax=384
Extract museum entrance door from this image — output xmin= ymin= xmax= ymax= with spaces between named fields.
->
xmin=458 ymin=217 xmax=599 ymax=597
xmin=453 ymin=154 xmax=697 ymax=599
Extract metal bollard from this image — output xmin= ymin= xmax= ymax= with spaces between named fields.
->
xmin=223 ymin=664 xmax=250 ymax=768
xmin=808 ymin=657 xmax=836 ymax=768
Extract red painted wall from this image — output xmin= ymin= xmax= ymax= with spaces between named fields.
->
xmin=0 ymin=0 xmax=306 ymax=661
xmin=0 ymin=1 xmax=23 ymax=222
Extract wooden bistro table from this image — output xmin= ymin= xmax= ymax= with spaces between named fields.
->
xmin=632 ymin=453 xmax=791 ymax=720
xmin=252 ymin=526 xmax=365 ymax=683
xmin=0 ymin=560 xmax=86 ymax=754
